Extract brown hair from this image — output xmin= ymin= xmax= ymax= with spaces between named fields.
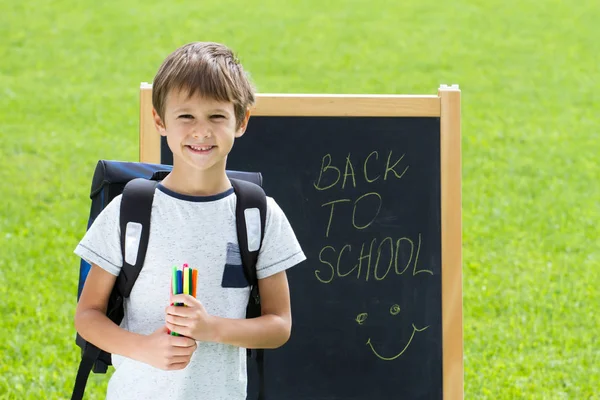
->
xmin=152 ymin=42 xmax=256 ymax=129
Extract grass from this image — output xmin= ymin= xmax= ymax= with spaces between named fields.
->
xmin=1 ymin=0 xmax=599 ymax=398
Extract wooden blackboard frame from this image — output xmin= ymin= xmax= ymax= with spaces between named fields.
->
xmin=138 ymin=83 xmax=463 ymax=399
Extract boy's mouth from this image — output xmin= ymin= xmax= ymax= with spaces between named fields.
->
xmin=186 ymin=145 xmax=215 ymax=154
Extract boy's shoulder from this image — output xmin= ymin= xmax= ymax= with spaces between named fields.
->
xmin=95 ymin=193 xmax=123 ymax=220
xmin=264 ymin=195 xmax=285 ymax=218
xmin=262 ymin=196 xmax=297 ymax=235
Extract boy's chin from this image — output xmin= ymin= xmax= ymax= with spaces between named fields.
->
xmin=178 ymin=157 xmax=225 ymax=174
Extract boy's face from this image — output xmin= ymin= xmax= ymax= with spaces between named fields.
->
xmin=152 ymin=88 xmax=250 ymax=175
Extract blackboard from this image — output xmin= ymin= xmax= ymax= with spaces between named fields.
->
xmin=139 ymin=87 xmax=463 ymax=400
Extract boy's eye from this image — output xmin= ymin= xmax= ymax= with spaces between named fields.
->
xmin=211 ymin=114 xmax=226 ymax=119
xmin=178 ymin=114 xmax=194 ymax=119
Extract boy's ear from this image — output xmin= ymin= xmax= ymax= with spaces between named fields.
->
xmin=152 ymin=108 xmax=167 ymax=135
xmin=235 ymin=109 xmax=252 ymax=138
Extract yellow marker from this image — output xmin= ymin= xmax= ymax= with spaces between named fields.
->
xmin=183 ymin=265 xmax=189 ymax=295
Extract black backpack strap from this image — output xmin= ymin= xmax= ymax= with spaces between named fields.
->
xmin=230 ymin=178 xmax=267 ymax=400
xmin=71 ymin=179 xmax=157 ymax=400
xmin=71 ymin=344 xmax=102 ymax=400
xmin=230 ymin=178 xmax=267 ymax=314
xmin=256 ymin=349 xmax=265 ymax=400
xmin=117 ymin=178 xmax=158 ymax=297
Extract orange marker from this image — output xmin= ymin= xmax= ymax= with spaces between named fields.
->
xmin=192 ymin=269 xmax=198 ymax=298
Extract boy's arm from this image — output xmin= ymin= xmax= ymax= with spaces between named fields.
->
xmin=168 ymin=270 xmax=292 ymax=349
xmin=74 ymin=264 xmax=147 ymax=359
xmin=217 ymin=269 xmax=292 ymax=349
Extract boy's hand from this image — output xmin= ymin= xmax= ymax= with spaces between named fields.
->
xmin=166 ymin=295 xmax=218 ymax=343
xmin=137 ymin=325 xmax=197 ymax=370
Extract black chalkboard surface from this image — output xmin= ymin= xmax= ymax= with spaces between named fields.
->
xmin=140 ymin=88 xmax=463 ymax=400
xmin=232 ymin=116 xmax=443 ymax=400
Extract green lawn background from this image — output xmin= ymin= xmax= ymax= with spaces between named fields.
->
xmin=0 ymin=0 xmax=598 ymax=398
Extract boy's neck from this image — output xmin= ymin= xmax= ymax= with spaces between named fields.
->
xmin=160 ymin=162 xmax=231 ymax=197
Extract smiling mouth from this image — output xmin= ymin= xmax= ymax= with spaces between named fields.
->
xmin=187 ymin=145 xmax=215 ymax=154
xmin=365 ymin=323 xmax=430 ymax=361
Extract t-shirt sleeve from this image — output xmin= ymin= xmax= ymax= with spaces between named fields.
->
xmin=255 ymin=197 xmax=306 ymax=280
xmin=74 ymin=195 xmax=123 ymax=276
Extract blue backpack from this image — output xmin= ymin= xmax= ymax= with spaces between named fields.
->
xmin=72 ymin=160 xmax=267 ymax=400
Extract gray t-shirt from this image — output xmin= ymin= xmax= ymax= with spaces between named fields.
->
xmin=74 ymin=184 xmax=306 ymax=400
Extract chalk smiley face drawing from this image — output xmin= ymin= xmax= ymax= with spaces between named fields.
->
xmin=356 ymin=304 xmax=430 ymax=361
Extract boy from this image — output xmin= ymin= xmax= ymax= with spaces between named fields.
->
xmin=74 ymin=42 xmax=306 ymax=400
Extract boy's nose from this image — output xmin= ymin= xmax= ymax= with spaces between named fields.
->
xmin=192 ymin=128 xmax=212 ymax=139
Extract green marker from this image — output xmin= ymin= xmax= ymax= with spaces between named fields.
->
xmin=170 ymin=266 xmax=179 ymax=336
xmin=171 ymin=266 xmax=177 ymax=298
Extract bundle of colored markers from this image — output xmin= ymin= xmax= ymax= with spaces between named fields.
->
xmin=170 ymin=263 xmax=198 ymax=336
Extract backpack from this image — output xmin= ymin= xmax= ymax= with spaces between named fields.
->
xmin=72 ymin=160 xmax=267 ymax=400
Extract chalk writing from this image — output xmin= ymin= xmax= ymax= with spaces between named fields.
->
xmin=342 ymin=153 xmax=356 ymax=189
xmin=355 ymin=313 xmax=368 ymax=325
xmin=355 ymin=304 xmax=427 ymax=361
xmin=366 ymin=324 xmax=430 ymax=361
xmin=364 ymin=151 xmax=380 ymax=183
xmin=384 ymin=151 xmax=409 ymax=181
xmin=312 ymin=149 xmax=432 ymax=362
xmin=315 ymin=234 xmax=432 ymax=284
xmin=322 ymin=193 xmax=382 ymax=238
xmin=314 ymin=151 xmax=409 ymax=191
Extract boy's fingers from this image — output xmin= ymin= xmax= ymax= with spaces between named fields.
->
xmin=166 ymin=323 xmax=189 ymax=338
xmin=170 ymin=294 xmax=199 ymax=307
xmin=170 ymin=346 xmax=197 ymax=356
xmin=171 ymin=335 xmax=197 ymax=347
xmin=167 ymin=360 xmax=192 ymax=370
xmin=169 ymin=355 xmax=192 ymax=364
xmin=166 ymin=314 xmax=188 ymax=326
xmin=166 ymin=305 xmax=193 ymax=317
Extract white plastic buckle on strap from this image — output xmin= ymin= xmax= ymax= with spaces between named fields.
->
xmin=124 ymin=222 xmax=143 ymax=265
xmin=244 ymin=208 xmax=261 ymax=252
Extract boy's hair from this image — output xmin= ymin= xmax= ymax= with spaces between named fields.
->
xmin=152 ymin=42 xmax=256 ymax=129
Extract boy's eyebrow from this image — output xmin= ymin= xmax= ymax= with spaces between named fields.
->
xmin=172 ymin=107 xmax=232 ymax=115
xmin=209 ymin=108 xmax=231 ymax=114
